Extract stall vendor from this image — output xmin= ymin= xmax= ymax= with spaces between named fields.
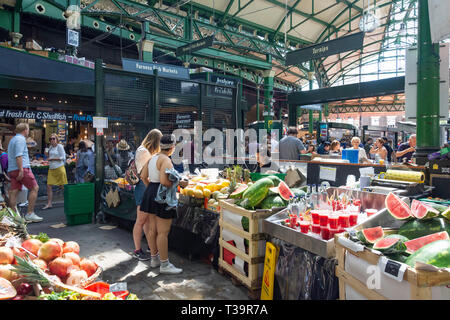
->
xmin=396 ymin=134 xmax=416 ymax=163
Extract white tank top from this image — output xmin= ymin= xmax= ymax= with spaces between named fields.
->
xmin=148 ymin=154 xmax=160 ymax=183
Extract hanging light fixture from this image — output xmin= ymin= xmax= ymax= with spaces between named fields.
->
xmin=359 ymin=0 xmax=380 ymax=33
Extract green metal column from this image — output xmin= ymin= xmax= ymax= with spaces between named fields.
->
xmin=263 ymin=68 xmax=275 ymax=131
xmin=415 ymin=0 xmax=441 ymax=163
xmin=256 ymin=82 xmax=260 ymax=122
xmin=94 ymin=59 xmax=105 ymax=216
xmin=308 ymin=61 xmax=314 ymax=134
xmin=153 ymin=69 xmax=159 ymax=129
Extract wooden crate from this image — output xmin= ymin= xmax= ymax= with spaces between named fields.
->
xmin=335 ymin=232 xmax=450 ymax=300
xmin=218 ymin=199 xmax=278 ymax=291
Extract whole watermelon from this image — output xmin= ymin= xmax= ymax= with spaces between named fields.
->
xmin=398 ymin=218 xmax=450 ymax=240
xmin=266 ymin=175 xmax=283 ymax=187
xmin=405 ymin=240 xmax=450 ymax=268
xmin=240 ymin=178 xmax=274 ymax=209
xmin=258 ymin=195 xmax=286 ymax=210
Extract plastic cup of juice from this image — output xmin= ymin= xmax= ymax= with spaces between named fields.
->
xmin=338 ymin=212 xmax=350 ymax=228
xmin=328 ymin=214 xmax=339 ymax=229
xmin=329 ymin=228 xmax=339 ymax=240
xmin=289 ymin=214 xmax=298 ymax=227
xmin=299 ymin=220 xmax=311 ymax=234
xmin=320 ymin=225 xmax=331 ymax=240
xmin=311 ymin=210 xmax=320 ymax=225
xmin=319 ymin=211 xmax=329 ymax=227
xmin=349 ymin=212 xmax=359 ymax=226
xmin=311 ymin=223 xmax=321 ymax=234
xmin=366 ymin=209 xmax=378 ymax=218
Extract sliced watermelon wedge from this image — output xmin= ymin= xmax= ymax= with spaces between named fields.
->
xmin=229 ymin=184 xmax=249 ymax=199
xmin=357 ymin=226 xmax=384 ymax=244
xmin=441 ymin=207 xmax=450 ymax=221
xmin=385 ymin=192 xmax=412 ymax=220
xmin=411 ymin=200 xmax=440 ymax=220
xmin=373 ymin=237 xmax=407 ymax=254
xmin=404 ymin=231 xmax=449 ymax=254
xmin=277 ymin=181 xmax=295 ymax=201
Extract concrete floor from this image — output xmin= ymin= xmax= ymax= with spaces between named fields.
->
xmin=24 ymin=200 xmax=250 ymax=300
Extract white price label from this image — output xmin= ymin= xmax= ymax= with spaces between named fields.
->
xmin=109 ymin=282 xmax=127 ymax=292
xmin=93 ymin=116 xmax=108 ymax=129
xmin=378 ymin=256 xmax=406 ymax=282
xmin=5 ymin=236 xmax=22 ymax=248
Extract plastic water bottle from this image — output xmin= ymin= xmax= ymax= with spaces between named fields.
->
xmin=311 ymin=184 xmax=318 ymax=209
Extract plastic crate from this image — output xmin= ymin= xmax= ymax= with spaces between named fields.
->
xmin=66 ymin=212 xmax=92 ymax=226
xmin=249 ymin=172 xmax=286 ymax=182
xmin=64 ymin=183 xmax=95 ymax=219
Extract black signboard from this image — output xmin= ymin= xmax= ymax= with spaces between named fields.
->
xmin=286 ymin=32 xmax=365 ymax=66
xmin=0 ymin=108 xmax=121 ymax=122
xmin=175 ymin=35 xmax=214 ymax=57
xmin=209 ymin=74 xmax=240 ymax=98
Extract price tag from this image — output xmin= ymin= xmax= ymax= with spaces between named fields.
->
xmin=109 ymin=282 xmax=127 ymax=292
xmin=5 ymin=236 xmax=22 ymax=248
xmin=93 ymin=116 xmax=108 ymax=129
xmin=378 ymin=256 xmax=406 ymax=282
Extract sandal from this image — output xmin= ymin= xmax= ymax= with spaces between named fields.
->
xmin=42 ymin=205 xmax=53 ymax=210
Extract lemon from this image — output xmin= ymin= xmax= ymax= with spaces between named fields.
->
xmin=220 ymin=180 xmax=230 ymax=188
xmin=194 ymin=184 xmax=204 ymax=191
xmin=204 ymin=184 xmax=215 ymax=192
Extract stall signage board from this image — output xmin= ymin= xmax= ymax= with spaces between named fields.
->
xmin=300 ymin=104 xmax=322 ymax=111
xmin=122 ymin=58 xmax=189 ymax=80
xmin=286 ymin=32 xmax=365 ymax=66
xmin=93 ymin=116 xmax=108 ymax=129
xmin=176 ymin=113 xmax=192 ymax=129
xmin=175 ymin=35 xmax=214 ymax=57
xmin=319 ymin=166 xmax=337 ymax=182
xmin=208 ymin=74 xmax=240 ymax=98
xmin=0 ymin=108 xmax=121 ymax=123
xmin=67 ymin=29 xmax=80 ymax=47
xmin=57 ymin=121 xmax=67 ymax=144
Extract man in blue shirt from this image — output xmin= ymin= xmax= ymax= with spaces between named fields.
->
xmin=7 ymin=123 xmax=42 ymax=222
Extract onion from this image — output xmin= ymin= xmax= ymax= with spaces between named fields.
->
xmin=65 ymin=270 xmax=88 ymax=286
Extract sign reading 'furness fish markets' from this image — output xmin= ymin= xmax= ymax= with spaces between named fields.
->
xmin=285 ymin=32 xmax=365 ymax=66
xmin=121 ymin=58 xmax=190 ymax=80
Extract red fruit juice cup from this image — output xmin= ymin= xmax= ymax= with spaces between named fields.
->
xmin=311 ymin=210 xmax=320 ymax=225
xmin=349 ymin=212 xmax=359 ymax=226
xmin=329 ymin=228 xmax=339 ymax=240
xmin=319 ymin=211 xmax=329 ymax=227
xmin=320 ymin=225 xmax=331 ymax=240
xmin=289 ymin=214 xmax=298 ymax=227
xmin=328 ymin=214 xmax=339 ymax=229
xmin=299 ymin=220 xmax=311 ymax=234
xmin=311 ymin=223 xmax=321 ymax=234
xmin=366 ymin=209 xmax=378 ymax=218
xmin=338 ymin=212 xmax=350 ymax=228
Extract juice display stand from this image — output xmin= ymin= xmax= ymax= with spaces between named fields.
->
xmin=218 ymin=199 xmax=280 ymax=295
xmin=334 ymin=232 xmax=450 ymax=300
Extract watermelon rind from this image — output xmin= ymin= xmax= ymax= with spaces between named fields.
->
xmin=404 ymin=231 xmax=450 ymax=254
xmin=384 ymin=234 xmax=410 ymax=242
xmin=385 ymin=252 xmax=409 ymax=263
xmin=442 ymin=208 xmax=450 ymax=221
xmin=357 ymin=226 xmax=384 ymax=244
xmin=266 ymin=175 xmax=283 ymax=187
xmin=267 ymin=187 xmax=279 ymax=196
xmin=230 ymin=184 xmax=248 ymax=199
xmin=277 ymin=181 xmax=295 ymax=201
xmin=405 ymin=240 xmax=450 ymax=268
xmin=258 ymin=195 xmax=286 ymax=210
xmin=411 ymin=200 xmax=440 ymax=220
xmin=385 ymin=192 xmax=412 ymax=220
xmin=398 ymin=218 xmax=450 ymax=240
xmin=426 ymin=202 xmax=449 ymax=213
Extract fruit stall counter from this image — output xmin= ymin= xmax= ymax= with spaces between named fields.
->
xmin=306 ymin=161 xmax=427 ymax=187
xmin=31 ymin=163 xmax=76 ymax=197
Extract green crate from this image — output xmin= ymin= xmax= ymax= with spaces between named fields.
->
xmin=250 ymin=172 xmax=286 ymax=182
xmin=64 ymin=183 xmax=95 ymax=216
xmin=66 ymin=212 xmax=92 ymax=226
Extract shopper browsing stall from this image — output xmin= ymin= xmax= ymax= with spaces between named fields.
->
xmin=117 ymin=139 xmax=133 ymax=173
xmin=42 ymin=134 xmax=68 ymax=210
xmin=330 ymin=140 xmax=341 ymax=155
xmin=278 ymin=127 xmax=307 ymax=161
xmin=140 ymin=134 xmax=183 ymax=274
xmin=104 ymin=155 xmax=122 ymax=180
xmin=7 ymin=123 xmax=42 ymax=222
xmin=132 ymin=129 xmax=162 ymax=261
xmin=75 ymin=141 xmax=95 ymax=183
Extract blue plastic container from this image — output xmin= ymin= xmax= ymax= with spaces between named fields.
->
xmin=342 ymin=149 xmax=359 ymax=164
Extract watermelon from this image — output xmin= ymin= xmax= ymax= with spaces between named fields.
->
xmin=384 ymin=234 xmax=410 ymax=242
xmin=240 ymin=178 xmax=274 ymax=209
xmin=404 ymin=231 xmax=450 ymax=254
xmin=357 ymin=226 xmax=384 ymax=244
xmin=290 ymin=188 xmax=306 ymax=198
xmin=385 ymin=252 xmax=409 ymax=263
xmin=259 ymin=195 xmax=286 ymax=210
xmin=373 ymin=237 xmax=407 ymax=254
xmin=385 ymin=192 xmax=412 ymax=220
xmin=266 ymin=175 xmax=283 ymax=187
xmin=277 ymin=181 xmax=295 ymax=201
xmin=230 ymin=184 xmax=248 ymax=199
xmin=268 ymin=187 xmax=279 ymax=196
xmin=398 ymin=218 xmax=450 ymax=240
xmin=425 ymin=202 xmax=449 ymax=214
xmin=405 ymin=240 xmax=450 ymax=268
xmin=411 ymin=200 xmax=439 ymax=220
xmin=442 ymin=208 xmax=450 ymax=221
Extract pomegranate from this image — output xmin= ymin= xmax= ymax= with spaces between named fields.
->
xmin=38 ymin=241 xmax=62 ymax=262
xmin=0 ymin=247 xmax=14 ymax=264
xmin=0 ymin=264 xmax=20 ymax=281
xmin=48 ymin=257 xmax=74 ymax=279
xmin=62 ymin=241 xmax=80 ymax=254
xmin=63 ymin=252 xmax=80 ymax=266
xmin=32 ymin=259 xmax=48 ymax=271
xmin=80 ymin=258 xmax=98 ymax=277
xmin=12 ymin=247 xmax=29 ymax=264
xmin=17 ymin=283 xmax=33 ymax=296
xmin=65 ymin=270 xmax=88 ymax=286
xmin=49 ymin=238 xmax=64 ymax=247
xmin=21 ymin=239 xmax=43 ymax=256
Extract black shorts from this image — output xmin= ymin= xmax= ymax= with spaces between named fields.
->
xmin=140 ymin=182 xmax=177 ymax=220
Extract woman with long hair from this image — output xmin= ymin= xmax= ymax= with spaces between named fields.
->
xmin=140 ymin=134 xmax=182 ymax=274
xmin=43 ymin=134 xmax=68 ymax=209
xmin=369 ymin=137 xmax=388 ymax=162
xmin=132 ymin=129 xmax=163 ymax=261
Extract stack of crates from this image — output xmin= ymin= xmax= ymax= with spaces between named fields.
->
xmin=64 ymin=183 xmax=95 ymax=226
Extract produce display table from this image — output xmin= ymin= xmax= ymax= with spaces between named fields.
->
xmin=101 ymin=181 xmax=137 ymax=226
xmin=306 ymin=161 xmax=427 ymax=187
